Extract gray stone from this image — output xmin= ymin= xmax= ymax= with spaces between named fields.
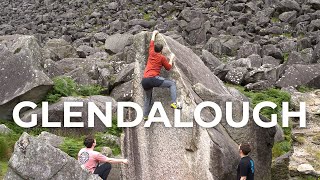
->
xmin=43 ymin=59 xmax=64 ymax=78
xmin=100 ymin=147 xmax=113 ymax=157
xmin=278 ymin=40 xmax=297 ymax=53
xmin=274 ymin=125 xmax=285 ymax=143
xmin=248 ymin=54 xmax=263 ymax=68
xmin=43 ymin=38 xmax=78 ymax=61
xmin=201 ymin=49 xmax=223 ymax=71
xmin=225 ymin=67 xmax=248 ymax=85
xmin=113 ymin=63 xmax=135 ymax=85
xmin=93 ymin=32 xmax=108 ymax=43
xmin=311 ymin=42 xmax=320 ymax=63
xmin=121 ymin=32 xmax=275 ymax=180
xmin=244 ymin=69 xmax=267 ymax=84
xmin=307 ymin=0 xmax=320 ymax=9
xmin=262 ymin=44 xmax=283 ymax=60
xmin=271 ymin=152 xmax=291 ymax=180
xmin=262 ymin=56 xmax=281 ymax=66
xmin=205 ymin=36 xmax=244 ymax=56
xmin=278 ymin=0 xmax=301 ymax=12
xmin=105 ymin=33 xmax=133 ymax=54
xmin=65 ymin=67 xmax=96 ymax=86
xmin=128 ymin=19 xmax=156 ymax=29
xmin=37 ymin=131 xmax=64 ymax=148
xmin=214 ymin=64 xmax=232 ymax=81
xmin=260 ymin=26 xmax=283 ymax=35
xmin=5 ymin=132 xmax=101 ymax=180
xmin=110 ymin=80 xmax=134 ymax=101
xmin=279 ymin=11 xmax=297 ymax=23
xmin=287 ymin=51 xmax=305 ymax=65
xmin=108 ymin=2 xmax=119 ymax=10
xmin=76 ymin=45 xmax=96 ymax=58
xmin=0 ymin=124 xmax=12 ymax=134
xmin=237 ymin=42 xmax=261 ymax=58
xmin=309 ymin=19 xmax=320 ymax=31
xmin=245 ymin=80 xmax=274 ymax=91
xmin=276 ymin=64 xmax=320 ymax=88
xmin=0 ymin=35 xmax=53 ymax=120
xmin=4 ymin=168 xmax=24 ymax=180
xmin=297 ymin=37 xmax=312 ymax=51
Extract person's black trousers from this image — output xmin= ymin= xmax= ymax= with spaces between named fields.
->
xmin=93 ymin=163 xmax=112 ymax=180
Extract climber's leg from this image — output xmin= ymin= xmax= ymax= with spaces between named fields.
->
xmin=143 ymin=88 xmax=153 ymax=118
xmin=93 ymin=163 xmax=112 ymax=180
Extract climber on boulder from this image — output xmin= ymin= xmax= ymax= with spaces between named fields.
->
xmin=78 ymin=136 xmax=128 ymax=180
xmin=141 ymin=30 xmax=181 ymax=120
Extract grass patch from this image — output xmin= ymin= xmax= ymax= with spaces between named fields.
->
xmin=283 ymin=52 xmax=289 ymax=62
xmin=297 ymin=85 xmax=315 ymax=93
xmin=283 ymin=33 xmax=292 ymax=38
xmin=143 ymin=13 xmax=151 ymax=21
xmin=227 ymin=84 xmax=293 ymax=159
xmin=14 ymin=47 xmax=22 ymax=54
xmin=271 ymin=17 xmax=280 ymax=23
xmin=45 ymin=76 xmax=105 ymax=103
xmin=0 ymin=120 xmax=48 ymax=161
xmin=229 ymin=85 xmax=291 ymax=120
xmin=295 ymin=136 xmax=306 ymax=144
xmin=0 ymin=161 xmax=8 ymax=179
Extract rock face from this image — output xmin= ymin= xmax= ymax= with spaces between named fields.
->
xmin=0 ymin=124 xmax=12 ymax=134
xmin=121 ymin=32 xmax=275 ymax=180
xmin=279 ymin=89 xmax=320 ymax=178
xmin=276 ymin=64 xmax=320 ymax=88
xmin=0 ymin=35 xmax=53 ymax=120
xmin=4 ymin=132 xmax=101 ymax=180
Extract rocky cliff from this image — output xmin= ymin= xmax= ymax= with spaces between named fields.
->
xmin=120 ymin=31 xmax=275 ymax=180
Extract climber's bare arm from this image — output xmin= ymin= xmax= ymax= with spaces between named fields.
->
xmin=169 ymin=53 xmax=175 ymax=66
xmin=151 ymin=30 xmax=159 ymax=41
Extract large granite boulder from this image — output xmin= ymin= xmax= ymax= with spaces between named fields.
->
xmin=105 ymin=33 xmax=133 ymax=54
xmin=121 ymin=32 xmax=275 ymax=180
xmin=4 ymin=132 xmax=101 ymax=180
xmin=43 ymin=38 xmax=78 ymax=61
xmin=21 ymin=96 xmax=117 ymax=135
xmin=276 ymin=64 xmax=320 ymax=88
xmin=0 ymin=35 xmax=53 ymax=120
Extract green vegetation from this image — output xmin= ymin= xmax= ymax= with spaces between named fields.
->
xmin=0 ymin=161 xmax=8 ymax=179
xmin=297 ymin=85 xmax=315 ymax=93
xmin=283 ymin=52 xmax=289 ymax=62
xmin=45 ymin=76 xmax=105 ymax=103
xmin=14 ymin=47 xmax=22 ymax=54
xmin=143 ymin=13 xmax=151 ymax=21
xmin=227 ymin=84 xmax=293 ymax=159
xmin=60 ymin=131 xmax=121 ymax=158
xmin=271 ymin=17 xmax=280 ymax=23
xmin=283 ymin=33 xmax=293 ymax=38
xmin=295 ymin=136 xmax=306 ymax=144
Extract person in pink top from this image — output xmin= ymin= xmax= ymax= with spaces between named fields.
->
xmin=78 ymin=136 xmax=128 ymax=180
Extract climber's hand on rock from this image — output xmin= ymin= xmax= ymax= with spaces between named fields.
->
xmin=153 ymin=30 xmax=159 ymax=35
xmin=170 ymin=53 xmax=175 ymax=60
xmin=122 ymin=159 xmax=128 ymax=164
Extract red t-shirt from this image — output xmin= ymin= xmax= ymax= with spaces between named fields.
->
xmin=143 ymin=40 xmax=172 ymax=78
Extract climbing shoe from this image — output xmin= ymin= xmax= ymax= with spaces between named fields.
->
xmin=143 ymin=116 xmax=148 ymax=121
xmin=170 ymin=102 xmax=182 ymax=109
